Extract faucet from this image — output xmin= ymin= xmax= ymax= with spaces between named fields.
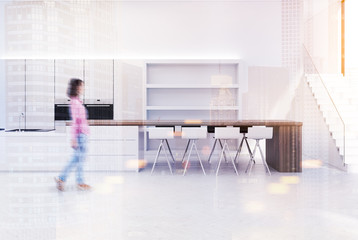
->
xmin=19 ymin=112 xmax=24 ymax=132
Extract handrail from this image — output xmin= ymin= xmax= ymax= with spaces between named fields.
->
xmin=303 ymin=44 xmax=346 ymax=164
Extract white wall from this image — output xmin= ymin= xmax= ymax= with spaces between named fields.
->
xmin=1 ymin=1 xmax=282 ymax=65
xmin=346 ymin=0 xmax=358 ymax=69
xmin=118 ymin=1 xmax=282 ymax=66
xmin=0 ymin=60 xmax=4 ymax=129
xmin=242 ymin=66 xmax=290 ymax=120
xmin=0 ymin=2 xmax=5 ymax=129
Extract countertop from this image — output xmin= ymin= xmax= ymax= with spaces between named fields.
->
xmin=65 ymin=120 xmax=303 ymax=127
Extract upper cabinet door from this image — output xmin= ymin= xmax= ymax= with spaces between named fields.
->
xmin=25 ymin=59 xmax=55 ymax=130
xmin=55 ymin=59 xmax=84 ymax=104
xmin=5 ymin=60 xmax=26 ymax=130
xmin=84 ymin=60 xmax=113 ymax=104
xmin=113 ymin=60 xmax=145 ymax=120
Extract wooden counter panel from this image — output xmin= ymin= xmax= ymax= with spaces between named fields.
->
xmin=266 ymin=126 xmax=302 ymax=172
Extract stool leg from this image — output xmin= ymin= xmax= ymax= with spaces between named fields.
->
xmin=225 ymin=141 xmax=239 ymax=175
xmin=208 ymin=139 xmax=218 ymax=163
xmin=183 ymin=140 xmax=194 ymax=176
xmin=218 ymin=139 xmax=228 ymax=162
xmin=165 ymin=139 xmax=175 ymax=163
xmin=234 ymin=136 xmax=245 ymax=163
xmin=193 ymin=140 xmax=206 ymax=175
xmin=162 ymin=141 xmax=173 ymax=175
xmin=151 ymin=140 xmax=163 ymax=175
xmin=216 ymin=141 xmax=226 ymax=176
xmin=181 ymin=139 xmax=191 ymax=163
xmin=246 ymin=140 xmax=259 ymax=175
xmin=252 ymin=141 xmax=258 ymax=164
xmin=245 ymin=159 xmax=252 ymax=174
xmin=244 ymin=138 xmax=255 ymax=174
xmin=248 ymin=156 xmax=255 ymax=176
xmin=258 ymin=141 xmax=271 ymax=176
xmin=251 ymin=140 xmax=257 ymax=165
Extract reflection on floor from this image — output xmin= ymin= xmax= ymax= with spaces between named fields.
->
xmin=1 ymin=162 xmax=358 ymax=240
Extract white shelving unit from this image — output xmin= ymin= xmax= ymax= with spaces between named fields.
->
xmin=145 ymin=60 xmax=246 ymax=121
xmin=144 ymin=60 xmax=247 ymax=150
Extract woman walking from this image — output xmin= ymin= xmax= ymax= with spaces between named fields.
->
xmin=55 ymin=78 xmax=91 ymax=191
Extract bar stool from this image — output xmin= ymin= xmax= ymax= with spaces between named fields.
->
xmin=245 ymin=126 xmax=273 ymax=175
xmin=181 ymin=127 xmax=207 ymax=176
xmin=214 ymin=127 xmax=242 ymax=176
xmin=148 ymin=127 xmax=175 ymax=175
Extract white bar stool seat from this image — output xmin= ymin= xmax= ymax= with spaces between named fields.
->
xmin=181 ymin=127 xmax=207 ymax=176
xmin=214 ymin=127 xmax=242 ymax=175
xmin=245 ymin=126 xmax=273 ymax=175
xmin=148 ymin=127 xmax=175 ymax=175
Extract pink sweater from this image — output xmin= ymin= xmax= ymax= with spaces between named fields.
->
xmin=70 ymin=97 xmax=89 ymax=140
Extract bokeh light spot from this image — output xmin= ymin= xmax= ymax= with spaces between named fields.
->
xmin=267 ymin=183 xmax=289 ymax=195
xmin=280 ymin=176 xmax=300 ymax=184
xmin=302 ymin=159 xmax=323 ymax=169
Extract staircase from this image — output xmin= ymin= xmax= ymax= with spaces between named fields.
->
xmin=306 ymin=72 xmax=358 ymax=167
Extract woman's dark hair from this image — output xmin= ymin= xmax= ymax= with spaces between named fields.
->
xmin=67 ymin=78 xmax=83 ymax=97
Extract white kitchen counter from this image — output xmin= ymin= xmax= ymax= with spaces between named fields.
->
xmin=0 ymin=126 xmax=140 ymax=172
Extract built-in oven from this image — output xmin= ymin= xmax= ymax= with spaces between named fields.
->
xmin=55 ymin=104 xmax=113 ymax=120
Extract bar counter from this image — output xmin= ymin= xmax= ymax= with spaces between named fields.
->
xmin=67 ymin=120 xmax=302 ymax=172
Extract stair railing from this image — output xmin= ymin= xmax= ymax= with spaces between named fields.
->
xmin=303 ymin=44 xmax=346 ymax=165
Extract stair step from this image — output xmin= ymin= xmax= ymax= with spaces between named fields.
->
xmin=306 ymin=73 xmax=358 ymax=165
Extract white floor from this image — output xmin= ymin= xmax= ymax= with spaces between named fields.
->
xmin=1 ymin=160 xmax=358 ymax=240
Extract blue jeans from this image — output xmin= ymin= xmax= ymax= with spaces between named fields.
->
xmin=59 ymin=134 xmax=87 ymax=184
